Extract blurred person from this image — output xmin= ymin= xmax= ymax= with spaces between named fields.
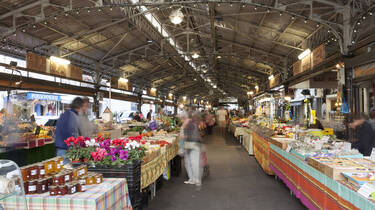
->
xmin=78 ymin=97 xmax=95 ymax=137
xmin=182 ymin=111 xmax=202 ymax=188
xmin=133 ymin=112 xmax=142 ymax=122
xmin=147 ymin=109 xmax=153 ymax=121
xmin=55 ymin=97 xmax=84 ymax=164
xmin=216 ymin=106 xmax=227 ymax=136
xmin=205 ymin=110 xmax=214 ymax=135
xmin=350 ymin=114 xmax=375 ymax=156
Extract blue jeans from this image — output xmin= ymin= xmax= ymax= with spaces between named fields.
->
xmin=56 ymin=148 xmax=70 ymax=165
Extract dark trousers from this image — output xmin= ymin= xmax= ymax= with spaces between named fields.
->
xmin=206 ymin=125 xmax=213 ymax=135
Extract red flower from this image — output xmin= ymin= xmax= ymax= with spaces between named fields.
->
xmin=141 ymin=140 xmax=146 ymax=145
xmin=76 ymin=136 xmax=84 ymax=143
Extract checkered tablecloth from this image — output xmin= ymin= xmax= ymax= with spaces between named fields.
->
xmin=1 ymin=178 xmax=132 ymax=210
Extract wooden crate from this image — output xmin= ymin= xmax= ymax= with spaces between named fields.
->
xmin=269 ymin=137 xmax=291 ymax=150
xmin=307 ymin=157 xmax=370 ymax=180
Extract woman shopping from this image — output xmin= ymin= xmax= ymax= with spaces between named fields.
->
xmin=182 ymin=110 xmax=202 ymax=188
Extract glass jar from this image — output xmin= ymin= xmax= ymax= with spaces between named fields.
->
xmin=46 ymin=176 xmax=53 ymax=186
xmin=53 ymin=174 xmax=64 ymax=186
xmin=95 ymin=173 xmax=103 ymax=184
xmin=36 ymin=179 xmax=45 ymax=194
xmin=57 ymin=185 xmax=67 ymax=196
xmin=44 ymin=159 xmax=53 ymax=175
xmin=85 ymin=174 xmax=95 ymax=185
xmin=28 ymin=180 xmax=37 ymax=194
xmin=36 ymin=163 xmax=45 ymax=179
xmin=24 ymin=181 xmax=29 ymax=194
xmin=57 ymin=156 xmax=64 ymax=170
xmin=66 ymin=183 xmax=76 ymax=194
xmin=78 ymin=165 xmax=87 ymax=177
xmin=29 ymin=165 xmax=38 ymax=180
xmin=20 ymin=166 xmax=28 ymax=181
xmin=49 ymin=186 xmax=58 ymax=196
xmin=75 ymin=181 xmax=86 ymax=192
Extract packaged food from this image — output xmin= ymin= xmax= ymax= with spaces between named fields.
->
xmin=53 ymin=173 xmax=64 ymax=186
xmin=57 ymin=185 xmax=67 ymax=195
xmin=49 ymin=186 xmax=58 ymax=196
xmin=36 ymin=163 xmax=45 ymax=179
xmin=95 ymin=173 xmax=103 ymax=184
xmin=28 ymin=180 xmax=37 ymax=194
xmin=29 ymin=165 xmax=38 ymax=180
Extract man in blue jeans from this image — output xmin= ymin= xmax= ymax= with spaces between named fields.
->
xmin=55 ymin=97 xmax=84 ymax=164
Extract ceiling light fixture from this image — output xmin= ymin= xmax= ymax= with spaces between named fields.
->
xmin=192 ymin=52 xmax=200 ymax=59
xmin=279 ymin=12 xmax=283 ymax=16
xmin=255 ymin=85 xmax=259 ymax=89
xmin=50 ymin=56 xmax=70 ymax=65
xmin=169 ymin=8 xmax=184 ymax=24
xmin=268 ymin=75 xmax=274 ymax=80
xmin=217 ymin=55 xmax=222 ymax=59
xmin=291 ymin=15 xmax=295 ymax=19
xmin=254 ymin=6 xmax=257 ymax=10
xmin=119 ymin=78 xmax=128 ymax=83
xmin=304 ymin=19 xmax=308 ymax=23
xmin=267 ymin=9 xmax=270 ymax=13
xmin=298 ymin=48 xmax=311 ymax=60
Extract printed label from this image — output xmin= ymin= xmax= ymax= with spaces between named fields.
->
xmin=42 ymin=185 xmax=46 ymax=191
xmin=81 ymin=185 xmax=86 ymax=191
xmin=96 ymin=178 xmax=101 ymax=184
xmin=31 ymin=169 xmax=37 ymax=176
xmin=48 ymin=164 xmax=52 ymax=170
xmin=71 ymin=186 xmax=76 ymax=194
xmin=57 ymin=164 xmax=61 ymax=169
xmin=28 ymin=185 xmax=36 ymax=192
xmin=40 ymin=169 xmax=45 ymax=175
xmin=65 ymin=175 xmax=70 ymax=181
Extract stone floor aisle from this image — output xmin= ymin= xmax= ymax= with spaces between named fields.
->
xmin=146 ymin=128 xmax=306 ymax=210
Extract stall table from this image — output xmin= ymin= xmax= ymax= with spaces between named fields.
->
xmin=243 ymin=129 xmax=253 ymax=155
xmin=1 ymin=178 xmax=132 ymax=210
xmin=252 ymin=132 xmax=274 ymax=175
xmin=270 ymin=144 xmax=375 ymax=210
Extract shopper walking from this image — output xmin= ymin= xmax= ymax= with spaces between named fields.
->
xmin=182 ymin=111 xmax=202 ymax=188
xmin=216 ymin=106 xmax=228 ymax=136
xmin=78 ymin=97 xmax=95 ymax=138
xmin=205 ymin=110 xmax=214 ymax=135
xmin=350 ymin=114 xmax=375 ymax=156
xmin=55 ymin=97 xmax=84 ymax=164
xmin=147 ymin=109 xmax=153 ymax=121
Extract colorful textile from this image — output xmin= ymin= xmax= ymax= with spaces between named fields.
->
xmin=270 ymin=144 xmax=375 ymax=210
xmin=252 ymin=132 xmax=274 ymax=175
xmin=1 ymin=178 xmax=132 ymax=210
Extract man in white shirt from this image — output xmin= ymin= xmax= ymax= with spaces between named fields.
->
xmin=216 ymin=106 xmax=227 ymax=136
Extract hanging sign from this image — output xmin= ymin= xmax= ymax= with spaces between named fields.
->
xmin=26 ymin=92 xmax=61 ymax=101
xmin=312 ymin=44 xmax=325 ymax=67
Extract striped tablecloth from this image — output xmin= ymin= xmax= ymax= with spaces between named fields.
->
xmin=1 ymin=178 xmax=132 ymax=210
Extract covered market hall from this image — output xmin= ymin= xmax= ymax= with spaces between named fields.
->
xmin=1 ymin=0 xmax=375 ymax=210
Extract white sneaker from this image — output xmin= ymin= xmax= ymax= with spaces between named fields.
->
xmin=184 ymin=180 xmax=195 ymax=184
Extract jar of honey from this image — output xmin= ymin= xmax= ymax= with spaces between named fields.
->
xmin=36 ymin=179 xmax=47 ymax=194
xmin=57 ymin=156 xmax=64 ymax=170
xmin=24 ymin=181 xmax=29 ymax=194
xmin=29 ymin=165 xmax=38 ymax=180
xmin=28 ymin=180 xmax=37 ymax=194
xmin=49 ymin=186 xmax=58 ymax=196
xmin=85 ymin=174 xmax=95 ymax=185
xmin=44 ymin=159 xmax=53 ymax=174
xmin=95 ymin=173 xmax=103 ymax=184
xmin=46 ymin=176 xmax=53 ymax=186
xmin=20 ymin=166 xmax=28 ymax=181
xmin=53 ymin=174 xmax=64 ymax=186
xmin=66 ymin=183 xmax=76 ymax=194
xmin=78 ymin=165 xmax=87 ymax=177
xmin=57 ymin=185 xmax=67 ymax=196
xmin=36 ymin=163 xmax=45 ymax=179
xmin=74 ymin=181 xmax=85 ymax=192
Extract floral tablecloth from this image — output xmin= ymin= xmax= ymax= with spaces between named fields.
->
xmin=1 ymin=178 xmax=132 ymax=210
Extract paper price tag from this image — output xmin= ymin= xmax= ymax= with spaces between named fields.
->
xmin=358 ymin=183 xmax=375 ymax=198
